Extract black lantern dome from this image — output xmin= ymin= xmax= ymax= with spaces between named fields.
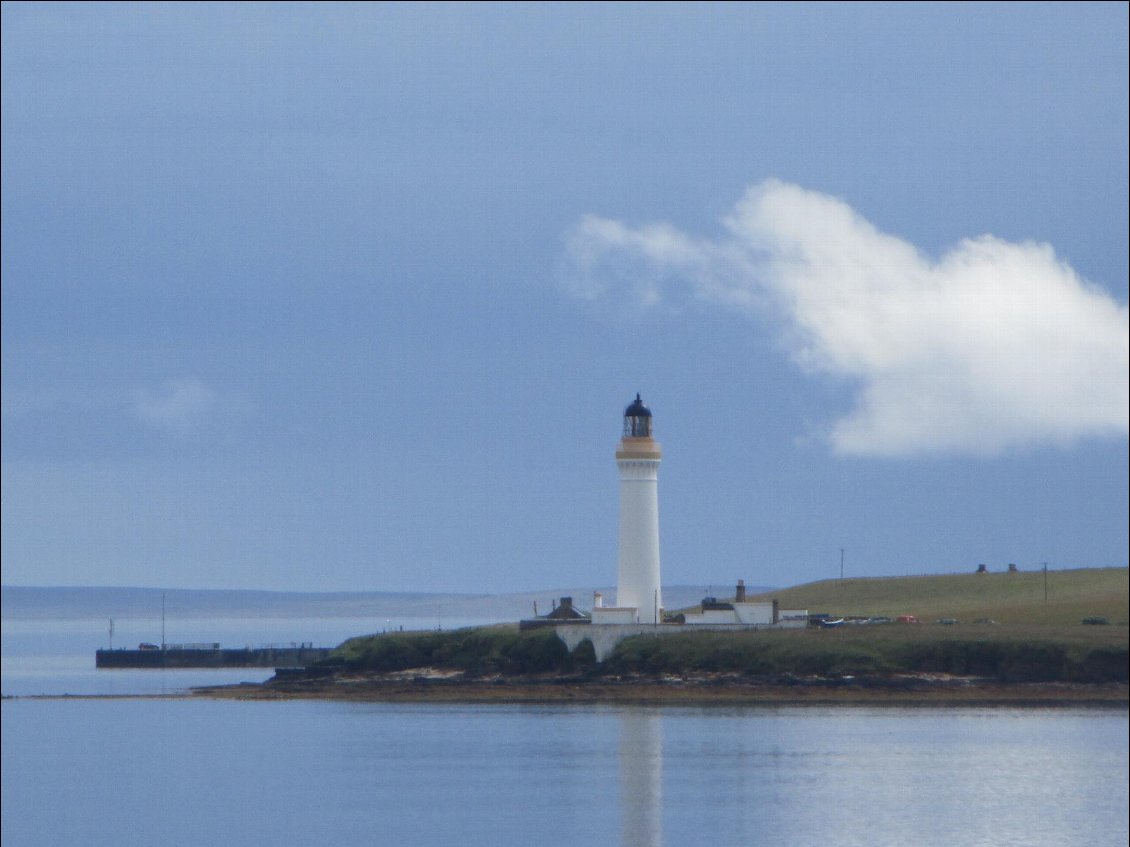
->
xmin=623 ymin=393 xmax=653 ymax=438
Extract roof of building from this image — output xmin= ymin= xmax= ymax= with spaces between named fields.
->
xmin=624 ymin=393 xmax=651 ymax=418
xmin=543 ymin=597 xmax=589 ymax=620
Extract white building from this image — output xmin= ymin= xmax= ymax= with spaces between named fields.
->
xmin=680 ymin=600 xmax=809 ymax=628
xmin=676 ymin=579 xmax=807 ymax=627
xmin=592 ymin=394 xmax=663 ymax=625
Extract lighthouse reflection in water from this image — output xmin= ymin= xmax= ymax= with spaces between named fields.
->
xmin=620 ymin=710 xmax=663 ymax=847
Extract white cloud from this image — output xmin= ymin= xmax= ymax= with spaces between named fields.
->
xmin=133 ymin=378 xmax=228 ymax=435
xmin=563 ymin=179 xmax=1129 ymax=456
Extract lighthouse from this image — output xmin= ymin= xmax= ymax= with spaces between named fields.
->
xmin=615 ymin=393 xmax=663 ymax=624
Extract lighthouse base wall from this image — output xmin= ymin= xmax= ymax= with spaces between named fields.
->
xmin=616 ymin=454 xmax=662 ymax=620
xmin=591 ymin=607 xmax=638 ymax=625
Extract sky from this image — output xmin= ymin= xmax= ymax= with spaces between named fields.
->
xmin=2 ymin=2 xmax=1127 ymax=595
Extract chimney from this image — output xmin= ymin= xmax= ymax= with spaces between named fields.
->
xmin=594 ymin=592 xmax=603 ymax=608
xmin=560 ymin=597 xmax=573 ymax=611
xmin=735 ymin=579 xmax=747 ymax=603
xmin=772 ymin=599 xmax=780 ymax=624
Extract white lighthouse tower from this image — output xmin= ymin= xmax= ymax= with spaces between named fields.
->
xmin=614 ymin=393 xmax=662 ymax=624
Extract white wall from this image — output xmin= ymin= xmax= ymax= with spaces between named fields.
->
xmin=617 ymin=457 xmax=661 ymax=621
xmin=591 ymin=607 xmax=638 ymax=625
xmin=732 ymin=602 xmax=774 ymax=625
xmin=682 ymin=602 xmax=776 ymax=625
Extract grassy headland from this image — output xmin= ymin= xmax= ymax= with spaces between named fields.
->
xmin=203 ymin=567 xmax=1127 ymax=704
xmin=322 ymin=618 xmax=1126 ymax=684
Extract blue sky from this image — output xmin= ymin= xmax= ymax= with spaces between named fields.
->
xmin=2 ymin=2 xmax=1127 ymax=594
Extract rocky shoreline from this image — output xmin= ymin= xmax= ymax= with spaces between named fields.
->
xmin=191 ymin=668 xmax=1130 ymax=707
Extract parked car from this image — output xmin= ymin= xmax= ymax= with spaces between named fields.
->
xmin=895 ymin=615 xmax=921 ymax=624
xmin=973 ymin=618 xmax=997 ymax=625
xmin=1081 ymin=617 xmax=1110 ymax=625
xmin=866 ymin=616 xmax=892 ymax=625
xmin=935 ymin=618 xmax=959 ymax=625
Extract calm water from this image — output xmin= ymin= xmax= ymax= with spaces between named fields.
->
xmin=3 ymin=620 xmax=1128 ymax=847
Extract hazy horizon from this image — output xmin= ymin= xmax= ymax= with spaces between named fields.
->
xmin=2 ymin=582 xmax=759 ymax=623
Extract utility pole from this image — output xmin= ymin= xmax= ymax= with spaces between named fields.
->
xmin=840 ymin=548 xmax=845 ymax=584
xmin=1043 ymin=562 xmax=1048 ymax=604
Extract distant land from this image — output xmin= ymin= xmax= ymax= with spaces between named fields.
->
xmin=0 ymin=585 xmax=752 ymax=623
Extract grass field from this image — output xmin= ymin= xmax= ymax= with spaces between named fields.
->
xmin=744 ymin=566 xmax=1128 ymax=626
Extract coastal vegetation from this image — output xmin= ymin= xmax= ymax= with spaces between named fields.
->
xmin=600 ymin=625 xmax=1126 ymax=682
xmin=334 ymin=626 xmax=570 ymax=676
xmin=329 ymin=622 xmax=1126 ymax=683
xmin=327 ymin=567 xmax=1127 ymax=684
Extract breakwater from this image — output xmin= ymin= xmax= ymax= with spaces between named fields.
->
xmin=96 ymin=645 xmax=334 ymax=669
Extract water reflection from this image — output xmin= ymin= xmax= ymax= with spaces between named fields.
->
xmin=619 ymin=708 xmax=663 ymax=847
xmin=2 ymin=700 xmax=1126 ymax=847
xmin=609 ymin=704 xmax=1129 ymax=847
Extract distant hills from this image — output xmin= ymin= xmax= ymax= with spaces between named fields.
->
xmin=1 ymin=584 xmax=755 ymax=622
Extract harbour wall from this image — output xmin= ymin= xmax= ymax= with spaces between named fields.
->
xmin=96 ymin=646 xmax=334 ymax=669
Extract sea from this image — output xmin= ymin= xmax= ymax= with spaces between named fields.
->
xmin=2 ymin=615 xmax=1127 ymax=847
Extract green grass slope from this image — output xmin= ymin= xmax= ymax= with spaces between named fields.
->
xmin=747 ymin=567 xmax=1128 ymax=625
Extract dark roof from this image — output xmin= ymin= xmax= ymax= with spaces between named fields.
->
xmin=545 ymin=598 xmax=589 ymax=620
xmin=624 ymin=393 xmax=651 ymax=418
